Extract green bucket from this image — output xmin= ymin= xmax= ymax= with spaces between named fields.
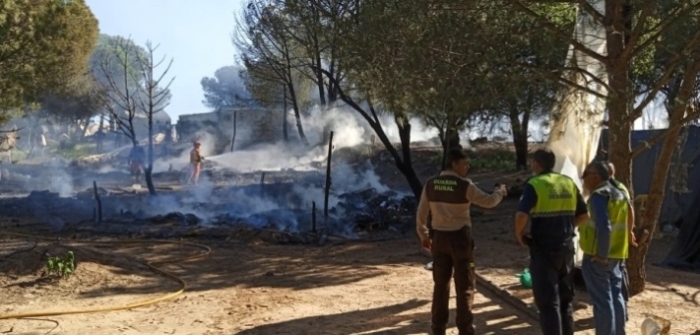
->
xmin=516 ymin=268 xmax=533 ymax=288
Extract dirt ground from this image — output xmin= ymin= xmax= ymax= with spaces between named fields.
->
xmin=1 ymin=198 xmax=699 ymax=335
xmin=1 ymin=145 xmax=699 ymax=335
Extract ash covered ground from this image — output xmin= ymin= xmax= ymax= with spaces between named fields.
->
xmin=0 ymin=141 xmax=425 ymax=244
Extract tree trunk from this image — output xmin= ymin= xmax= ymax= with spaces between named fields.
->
xmin=80 ymin=118 xmax=91 ymax=138
xmin=626 ymin=127 xmax=680 ymax=296
xmin=327 ymin=59 xmax=337 ymax=103
xmin=315 ymin=55 xmax=326 ymax=105
xmin=606 ymin=82 xmax=632 ymax=194
xmin=395 ymin=116 xmax=424 ymax=198
xmin=513 ymin=130 xmax=528 ymax=170
xmin=509 ymin=103 xmax=530 ymax=170
xmin=324 ymin=69 xmax=423 ymax=199
xmin=145 ymin=166 xmax=156 ymax=195
xmin=626 ymin=64 xmax=699 ymax=296
xmin=282 ymin=39 xmax=309 ymax=146
xmin=379 ymin=126 xmax=423 ymax=199
xmin=605 ymin=0 xmax=633 ymax=191
xmin=440 ymin=128 xmax=461 ymax=169
xmin=440 ymin=107 xmax=461 ymax=169
xmin=283 ymin=86 xmax=289 ymax=142
xmin=230 ymin=110 xmax=237 ymax=152
xmin=605 ymin=0 xmax=636 ymax=292
xmin=287 ymin=81 xmax=308 ymax=145
xmin=311 ymin=6 xmax=326 ymax=106
xmin=341 ymin=95 xmax=423 ymax=199
xmin=145 ymin=113 xmax=157 ymax=196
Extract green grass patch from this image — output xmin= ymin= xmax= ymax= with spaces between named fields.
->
xmin=422 ymin=148 xmax=517 ymax=172
xmin=9 ymin=149 xmax=27 ymax=164
xmin=55 ymin=142 xmax=94 ymax=160
xmin=468 ymin=148 xmax=517 ymax=171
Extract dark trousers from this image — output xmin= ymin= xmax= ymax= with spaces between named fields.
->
xmin=529 ymin=241 xmax=575 ymax=335
xmin=431 ymin=228 xmax=475 ymax=335
xmin=620 ymin=261 xmax=629 ymax=321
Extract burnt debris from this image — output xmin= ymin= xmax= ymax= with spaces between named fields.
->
xmin=0 ymin=184 xmax=416 ymax=244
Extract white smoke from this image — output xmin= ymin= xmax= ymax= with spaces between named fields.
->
xmin=288 ymin=161 xmax=389 ymax=210
xmin=152 ymin=131 xmax=218 ymax=173
xmin=206 ymin=105 xmax=439 ymax=172
xmin=46 ymin=159 xmax=74 ymax=197
xmin=146 ymin=103 xmax=423 ymax=232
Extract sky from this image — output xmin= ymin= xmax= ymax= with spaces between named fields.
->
xmin=85 ymin=0 xmax=245 ymax=123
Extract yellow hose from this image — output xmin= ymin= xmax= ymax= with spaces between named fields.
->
xmin=0 ymin=231 xmax=211 ymax=320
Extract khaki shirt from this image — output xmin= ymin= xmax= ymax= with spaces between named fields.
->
xmin=190 ymin=148 xmax=202 ymax=164
xmin=416 ymin=170 xmax=505 ymax=241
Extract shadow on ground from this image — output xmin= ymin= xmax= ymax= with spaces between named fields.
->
xmin=234 ymin=287 xmax=539 ymax=335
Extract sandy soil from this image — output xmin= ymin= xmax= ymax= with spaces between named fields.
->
xmin=1 ymin=198 xmax=699 ymax=335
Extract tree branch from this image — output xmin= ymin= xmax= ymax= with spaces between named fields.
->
xmin=506 ymin=0 xmax=609 ymax=65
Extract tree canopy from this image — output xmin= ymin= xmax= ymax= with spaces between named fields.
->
xmin=201 ymin=66 xmax=254 ymax=109
xmin=0 ymin=0 xmax=99 ymax=120
xmin=90 ymin=34 xmax=149 ymax=95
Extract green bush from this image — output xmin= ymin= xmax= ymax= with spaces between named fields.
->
xmin=46 ymin=251 xmax=76 ymax=279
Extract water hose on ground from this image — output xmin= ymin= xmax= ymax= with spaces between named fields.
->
xmin=0 ymin=232 xmax=211 ymax=320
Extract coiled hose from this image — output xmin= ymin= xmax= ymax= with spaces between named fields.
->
xmin=0 ymin=232 xmax=211 ymax=320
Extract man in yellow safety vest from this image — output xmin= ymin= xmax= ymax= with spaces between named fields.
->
xmin=605 ymin=161 xmax=637 ymax=321
xmin=514 ymin=148 xmax=589 ymax=335
xmin=580 ymin=161 xmax=631 ymax=335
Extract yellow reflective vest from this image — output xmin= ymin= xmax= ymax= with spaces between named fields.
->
xmin=611 ymin=178 xmax=631 ymax=199
xmin=579 ymin=183 xmax=630 ymax=259
xmin=527 ymin=173 xmax=579 ymax=218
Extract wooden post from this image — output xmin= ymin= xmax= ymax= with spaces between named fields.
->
xmin=324 ymin=131 xmax=334 ymax=217
xmin=93 ymin=180 xmax=102 ymax=223
xmin=312 ymin=201 xmax=317 ymax=232
xmin=260 ymin=172 xmax=266 ymax=197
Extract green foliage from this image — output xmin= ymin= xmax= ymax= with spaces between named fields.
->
xmin=0 ymin=0 xmax=99 ymax=113
xmin=236 ymin=1 xmax=314 ymax=110
xmin=46 ymin=251 xmax=76 ymax=279
xmin=90 ymin=34 xmax=149 ymax=92
xmin=468 ymin=2 xmax=574 ymax=144
xmin=469 ymin=149 xmax=517 ymax=172
xmin=634 ymin=3 xmax=700 ymax=110
xmin=332 ymin=0 xmax=573 ymax=148
xmin=40 ymin=74 xmax=105 ymax=124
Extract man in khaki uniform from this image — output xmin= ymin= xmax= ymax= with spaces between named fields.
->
xmin=187 ymin=141 xmax=204 ymax=185
xmin=416 ymin=149 xmax=507 ymax=335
